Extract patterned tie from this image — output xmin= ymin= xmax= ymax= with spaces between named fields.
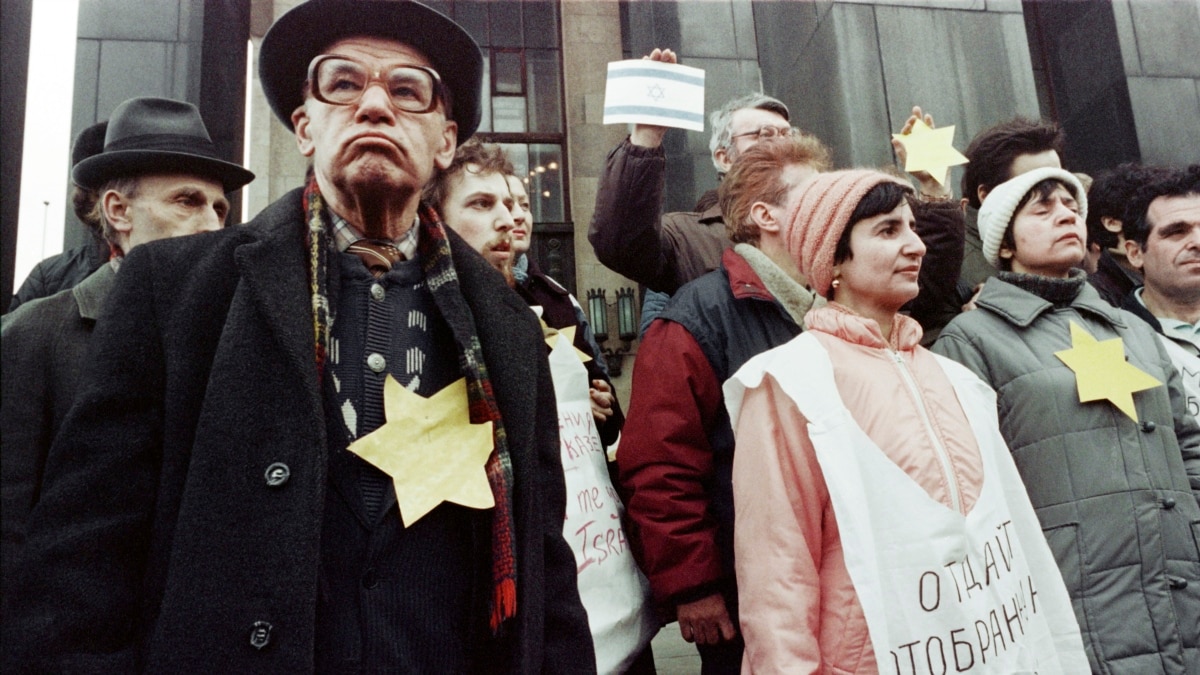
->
xmin=348 ymin=239 xmax=403 ymax=278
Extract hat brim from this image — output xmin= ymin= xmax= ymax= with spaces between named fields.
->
xmin=259 ymin=0 xmax=482 ymax=140
xmin=73 ymin=150 xmax=256 ymax=194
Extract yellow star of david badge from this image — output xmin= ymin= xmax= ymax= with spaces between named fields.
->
xmin=347 ymin=376 xmax=495 ymax=526
xmin=892 ymin=118 xmax=968 ymax=185
xmin=539 ymin=318 xmax=592 ymax=364
xmin=1054 ymin=321 xmax=1161 ymax=421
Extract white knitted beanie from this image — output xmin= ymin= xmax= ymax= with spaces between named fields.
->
xmin=979 ymin=166 xmax=1088 ymax=267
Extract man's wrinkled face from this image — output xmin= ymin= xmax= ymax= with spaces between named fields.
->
xmin=1128 ymin=194 xmax=1200 ymax=302
xmin=292 ymin=36 xmax=457 ymax=203
xmin=106 ymin=173 xmax=228 ymax=253
xmin=441 ymin=166 xmax=516 ymax=280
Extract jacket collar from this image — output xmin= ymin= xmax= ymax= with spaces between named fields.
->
xmin=698 ymin=203 xmax=723 ymax=225
xmin=724 ymin=247 xmax=774 ymax=302
xmin=72 ymin=263 xmax=117 ymax=321
xmin=976 ymin=273 xmax=1126 ymax=329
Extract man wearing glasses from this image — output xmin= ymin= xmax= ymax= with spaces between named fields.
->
xmin=4 ymin=1 xmax=592 ymax=672
xmin=590 ymin=46 xmax=795 ymax=296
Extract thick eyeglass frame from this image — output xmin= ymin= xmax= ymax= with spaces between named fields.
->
xmin=305 ymin=54 xmax=447 ymax=114
xmin=729 ymin=125 xmax=801 ymax=143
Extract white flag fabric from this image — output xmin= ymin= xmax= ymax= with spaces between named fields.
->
xmin=603 ymin=59 xmax=706 ymax=131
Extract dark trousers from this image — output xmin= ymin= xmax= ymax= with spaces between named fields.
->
xmin=697 ymin=635 xmax=744 ymax=675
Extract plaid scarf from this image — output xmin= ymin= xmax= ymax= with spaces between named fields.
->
xmin=303 ymin=175 xmax=518 ymax=633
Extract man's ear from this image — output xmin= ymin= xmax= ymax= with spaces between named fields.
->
xmin=998 ymin=244 xmax=1014 ymax=261
xmin=713 ymin=146 xmax=733 ymax=173
xmin=749 ymin=200 xmax=780 ymax=234
xmin=1124 ymin=239 xmax=1146 ymax=270
xmin=1101 ymin=216 xmax=1123 ymax=234
xmin=292 ymin=105 xmax=315 ymax=157
xmin=433 ymin=120 xmax=458 ymax=171
xmin=101 ymin=189 xmax=133 ymax=235
xmin=976 ymin=185 xmax=990 ymax=207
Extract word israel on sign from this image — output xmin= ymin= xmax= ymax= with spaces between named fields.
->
xmin=603 ymin=59 xmax=706 ymax=131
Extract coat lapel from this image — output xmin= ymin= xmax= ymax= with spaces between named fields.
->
xmin=234 ymin=191 xmax=324 ymax=413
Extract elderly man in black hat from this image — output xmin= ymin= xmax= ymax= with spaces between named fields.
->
xmin=1 ymin=96 xmax=251 ymax=602
xmin=3 ymin=1 xmax=593 ymax=673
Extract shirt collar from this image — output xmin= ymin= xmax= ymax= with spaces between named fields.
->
xmin=330 ymin=211 xmax=420 ymax=260
xmin=1135 ymin=287 xmax=1200 ymax=345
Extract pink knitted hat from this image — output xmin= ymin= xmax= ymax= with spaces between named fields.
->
xmin=784 ymin=169 xmax=911 ymax=297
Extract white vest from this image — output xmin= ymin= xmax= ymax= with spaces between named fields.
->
xmin=726 ymin=333 xmax=1089 ymax=674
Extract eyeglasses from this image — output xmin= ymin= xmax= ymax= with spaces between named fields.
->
xmin=307 ymin=55 xmax=445 ymax=114
xmin=730 ymin=126 xmax=800 ymax=142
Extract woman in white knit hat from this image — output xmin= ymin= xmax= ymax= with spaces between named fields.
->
xmin=726 ymin=170 xmax=1086 ymax=674
xmin=935 ymin=167 xmax=1200 ymax=674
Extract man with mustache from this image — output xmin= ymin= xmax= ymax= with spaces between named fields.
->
xmin=4 ymin=1 xmax=591 ymax=671
xmin=426 ymin=139 xmax=622 ymax=445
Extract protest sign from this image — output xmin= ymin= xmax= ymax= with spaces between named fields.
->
xmin=548 ymin=331 xmax=655 ymax=673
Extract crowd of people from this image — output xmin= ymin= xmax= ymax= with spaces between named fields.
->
xmin=1 ymin=0 xmax=1198 ymax=673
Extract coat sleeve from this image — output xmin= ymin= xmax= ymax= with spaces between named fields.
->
xmin=0 ymin=307 xmax=54 ymax=596
xmin=3 ymin=247 xmax=166 ymax=672
xmin=908 ymin=199 xmax=966 ymax=344
xmin=617 ymin=320 xmax=725 ymax=606
xmin=587 ymin=138 xmax=681 ymax=293
xmin=931 ymin=322 xmax=992 ymax=384
xmin=733 ymin=374 xmax=826 ymax=674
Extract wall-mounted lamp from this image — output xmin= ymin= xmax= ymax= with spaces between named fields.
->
xmin=586 ymin=287 xmax=639 ymax=377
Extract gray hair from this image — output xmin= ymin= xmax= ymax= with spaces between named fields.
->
xmin=708 ymin=93 xmax=790 ymax=171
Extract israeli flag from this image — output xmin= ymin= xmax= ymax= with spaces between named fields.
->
xmin=603 ymin=60 xmax=706 ymax=132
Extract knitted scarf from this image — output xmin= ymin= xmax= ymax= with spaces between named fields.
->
xmin=302 ymin=175 xmax=518 ymax=633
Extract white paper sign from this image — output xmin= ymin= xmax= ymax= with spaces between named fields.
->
xmin=603 ymin=59 xmax=706 ymax=131
xmin=548 ymin=332 xmax=656 ymax=673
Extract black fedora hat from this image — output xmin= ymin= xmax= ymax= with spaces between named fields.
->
xmin=71 ymin=120 xmax=108 ymax=169
xmin=259 ymin=0 xmax=482 ymax=140
xmin=72 ymin=97 xmax=255 ymax=193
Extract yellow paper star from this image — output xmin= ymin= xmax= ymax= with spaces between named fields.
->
xmin=348 ymin=376 xmax=495 ymax=526
xmin=540 ymin=321 xmax=592 ymax=363
xmin=1054 ymin=321 xmax=1161 ymax=421
xmin=892 ymin=118 xmax=968 ymax=185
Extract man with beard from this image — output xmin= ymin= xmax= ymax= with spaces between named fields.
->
xmin=4 ymin=1 xmax=592 ymax=671
xmin=427 ymin=139 xmax=622 ymax=445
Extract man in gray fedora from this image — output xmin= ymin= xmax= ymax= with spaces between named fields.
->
xmin=4 ymin=1 xmax=592 ymax=672
xmin=1 ymin=96 xmax=252 ymax=602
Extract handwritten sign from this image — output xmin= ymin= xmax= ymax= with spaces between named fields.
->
xmin=547 ymin=326 xmax=655 ymax=673
xmin=603 ymin=59 xmax=706 ymax=131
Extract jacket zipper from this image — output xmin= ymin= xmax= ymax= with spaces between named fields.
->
xmin=888 ymin=349 xmax=963 ymax=514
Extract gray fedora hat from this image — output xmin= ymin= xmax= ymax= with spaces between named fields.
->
xmin=72 ymin=97 xmax=255 ymax=193
xmin=258 ymin=0 xmax=482 ymax=140
xmin=71 ymin=120 xmax=108 ymax=170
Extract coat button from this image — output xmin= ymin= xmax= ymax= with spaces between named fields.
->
xmin=367 ymin=353 xmax=386 ymax=373
xmin=264 ymin=462 xmax=290 ymax=487
xmin=1140 ymin=420 xmax=1157 ymax=432
xmin=249 ymin=621 xmax=273 ymax=650
xmin=1161 ymin=496 xmax=1177 ymax=509
xmin=362 ymin=568 xmax=379 ymax=589
xmin=1167 ymin=576 xmax=1188 ymax=590
xmin=370 ymin=283 xmax=385 ymax=301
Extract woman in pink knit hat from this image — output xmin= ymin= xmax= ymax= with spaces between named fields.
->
xmin=725 ymin=169 xmax=1086 ymax=673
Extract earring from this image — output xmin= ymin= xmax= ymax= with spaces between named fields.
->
xmin=831 ymin=278 xmax=841 ymax=289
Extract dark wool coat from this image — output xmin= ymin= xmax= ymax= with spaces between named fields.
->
xmin=4 ymin=189 xmax=594 ymax=673
xmin=1 ymin=265 xmax=115 ymax=598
